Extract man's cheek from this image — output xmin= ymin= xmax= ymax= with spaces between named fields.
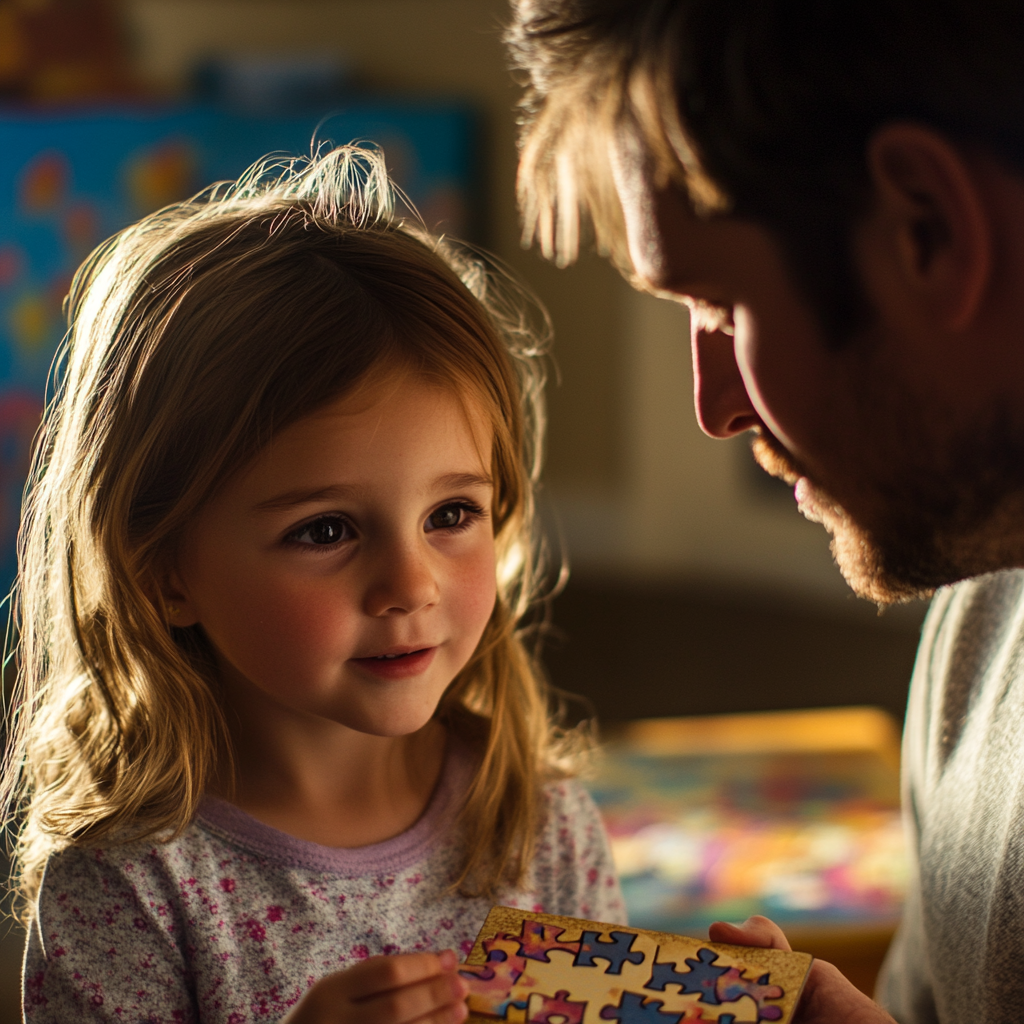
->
xmin=733 ymin=304 xmax=793 ymax=450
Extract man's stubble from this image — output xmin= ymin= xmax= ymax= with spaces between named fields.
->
xmin=750 ymin=397 xmax=1024 ymax=607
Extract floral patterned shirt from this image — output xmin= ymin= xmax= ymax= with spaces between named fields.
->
xmin=23 ymin=746 xmax=623 ymax=1023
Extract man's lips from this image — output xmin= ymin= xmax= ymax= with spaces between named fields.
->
xmin=350 ymin=646 xmax=438 ymax=679
xmin=794 ymin=476 xmax=824 ymax=522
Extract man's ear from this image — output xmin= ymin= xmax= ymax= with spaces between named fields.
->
xmin=864 ymin=123 xmax=992 ymax=331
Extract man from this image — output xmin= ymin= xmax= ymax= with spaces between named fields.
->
xmin=507 ymin=3 xmax=1024 ymax=1023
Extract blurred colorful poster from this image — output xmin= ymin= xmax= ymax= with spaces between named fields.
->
xmin=588 ymin=746 xmax=906 ymax=934
xmin=0 ymin=102 xmax=477 ymax=589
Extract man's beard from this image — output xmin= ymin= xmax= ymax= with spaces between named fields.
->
xmin=751 ymin=416 xmax=1024 ymax=607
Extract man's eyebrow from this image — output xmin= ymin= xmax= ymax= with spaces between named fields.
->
xmin=253 ymin=473 xmax=494 ymax=513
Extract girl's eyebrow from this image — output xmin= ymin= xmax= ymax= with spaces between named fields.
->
xmin=253 ymin=473 xmax=494 ymax=513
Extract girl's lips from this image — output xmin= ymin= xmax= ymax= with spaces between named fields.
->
xmin=350 ymin=647 xmax=437 ymax=679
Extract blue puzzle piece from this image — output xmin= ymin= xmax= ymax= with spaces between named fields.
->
xmin=574 ymin=931 xmax=646 ymax=975
xmin=645 ymin=947 xmax=728 ymax=1005
xmin=646 ymin=958 xmax=694 ymax=993
xmin=599 ymin=992 xmax=682 ymax=1024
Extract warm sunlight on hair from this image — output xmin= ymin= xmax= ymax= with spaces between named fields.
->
xmin=3 ymin=143 xmax=586 ymax=916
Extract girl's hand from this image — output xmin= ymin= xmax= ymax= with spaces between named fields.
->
xmin=282 ymin=949 xmax=469 ymax=1024
xmin=708 ymin=917 xmax=898 ymax=1024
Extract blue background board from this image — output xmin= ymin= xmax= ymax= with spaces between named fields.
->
xmin=0 ymin=101 xmax=477 ymax=589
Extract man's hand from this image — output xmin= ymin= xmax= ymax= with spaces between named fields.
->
xmin=282 ymin=949 xmax=469 ymax=1024
xmin=709 ymin=917 xmax=897 ymax=1024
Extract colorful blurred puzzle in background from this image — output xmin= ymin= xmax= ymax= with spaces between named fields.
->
xmin=0 ymin=101 xmax=477 ymax=588
xmin=586 ymin=708 xmax=907 ymax=935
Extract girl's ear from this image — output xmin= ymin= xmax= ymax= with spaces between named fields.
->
xmin=862 ymin=123 xmax=992 ymax=332
xmin=157 ymin=566 xmax=201 ymax=628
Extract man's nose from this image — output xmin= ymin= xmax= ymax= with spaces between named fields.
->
xmin=363 ymin=539 xmax=441 ymax=617
xmin=692 ymin=324 xmax=761 ymax=438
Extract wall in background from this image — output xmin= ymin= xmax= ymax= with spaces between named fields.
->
xmin=125 ymin=0 xmax=629 ymax=494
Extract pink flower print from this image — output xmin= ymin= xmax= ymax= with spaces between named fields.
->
xmin=220 ymin=877 xmax=236 ymax=893
xmin=241 ymin=918 xmax=267 ymax=943
xmin=25 ymin=971 xmax=48 ymax=1006
xmin=227 ymin=1014 xmax=246 ymax=1024
xmin=266 ymin=905 xmax=284 ymax=922
xmin=352 ymin=945 xmax=370 ymax=960
xmin=587 ymin=867 xmax=599 ymax=885
xmin=134 ymin=917 xmax=148 ymax=931
xmin=382 ymin=944 xmax=399 ymax=955
xmin=460 ymin=940 xmax=474 ymax=956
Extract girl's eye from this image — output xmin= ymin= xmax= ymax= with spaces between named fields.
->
xmin=287 ymin=515 xmax=352 ymax=546
xmin=425 ymin=502 xmax=483 ymax=532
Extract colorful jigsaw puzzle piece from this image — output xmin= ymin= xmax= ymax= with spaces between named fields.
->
xmin=518 ymin=920 xmax=583 ymax=963
xmin=599 ymin=991 xmax=684 ymax=1024
xmin=645 ymin=947 xmax=785 ymax=1022
xmin=718 ymin=966 xmax=784 ymax=1021
xmin=527 ymin=989 xmax=588 ymax=1024
xmin=574 ymin=930 xmax=646 ymax=975
xmin=461 ymin=937 xmax=529 ymax=1018
xmin=646 ymin=948 xmax=728 ymax=1004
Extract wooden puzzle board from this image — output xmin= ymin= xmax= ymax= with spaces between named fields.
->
xmin=461 ymin=907 xmax=812 ymax=1024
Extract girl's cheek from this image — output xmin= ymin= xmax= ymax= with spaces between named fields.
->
xmin=454 ymin=544 xmax=499 ymax=634
xmin=217 ymin=573 xmax=350 ymax=659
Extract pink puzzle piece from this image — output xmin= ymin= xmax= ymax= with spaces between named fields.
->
xmin=718 ymin=966 xmax=784 ymax=1021
xmin=518 ymin=921 xmax=582 ymax=963
xmin=461 ymin=932 xmax=532 ymax=1017
xmin=528 ymin=989 xmax=588 ymax=1024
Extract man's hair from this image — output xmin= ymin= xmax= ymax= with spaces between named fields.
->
xmin=508 ymin=0 xmax=1024 ymax=339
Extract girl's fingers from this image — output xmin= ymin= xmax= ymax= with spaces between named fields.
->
xmin=362 ymin=967 xmax=468 ymax=1024
xmin=414 ymin=1004 xmax=470 ymax=1024
xmin=707 ymin=915 xmax=793 ymax=951
xmin=344 ymin=950 xmax=460 ymax=1002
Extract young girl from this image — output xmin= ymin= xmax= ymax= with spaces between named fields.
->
xmin=4 ymin=147 xmax=623 ymax=1023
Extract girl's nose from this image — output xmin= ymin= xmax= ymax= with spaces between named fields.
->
xmin=363 ymin=541 xmax=441 ymax=617
xmin=692 ymin=323 xmax=761 ymax=438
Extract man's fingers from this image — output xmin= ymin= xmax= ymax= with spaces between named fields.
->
xmin=344 ymin=950 xmax=460 ymax=1002
xmin=708 ymin=915 xmax=793 ymax=951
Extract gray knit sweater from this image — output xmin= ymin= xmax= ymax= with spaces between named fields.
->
xmin=878 ymin=569 xmax=1024 ymax=1023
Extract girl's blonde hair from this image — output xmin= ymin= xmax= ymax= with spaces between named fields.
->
xmin=3 ymin=146 xmax=577 ymax=911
